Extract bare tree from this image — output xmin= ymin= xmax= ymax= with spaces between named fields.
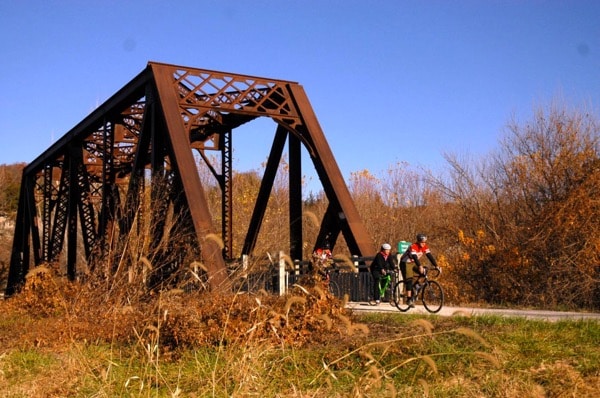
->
xmin=431 ymin=102 xmax=600 ymax=308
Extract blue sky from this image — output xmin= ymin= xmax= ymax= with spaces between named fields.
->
xmin=1 ymin=1 xmax=599 ymax=193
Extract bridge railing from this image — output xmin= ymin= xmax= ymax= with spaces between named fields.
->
xmin=237 ymin=252 xmax=379 ymax=302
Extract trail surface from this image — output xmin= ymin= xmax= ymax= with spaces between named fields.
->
xmin=346 ymin=302 xmax=600 ymax=321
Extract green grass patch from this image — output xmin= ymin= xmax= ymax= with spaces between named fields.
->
xmin=1 ymin=309 xmax=599 ymax=397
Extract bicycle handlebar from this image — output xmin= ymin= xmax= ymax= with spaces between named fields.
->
xmin=425 ymin=266 xmax=441 ymax=278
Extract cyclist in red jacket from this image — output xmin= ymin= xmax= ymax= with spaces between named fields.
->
xmin=399 ymin=233 xmax=440 ymax=307
xmin=313 ymin=243 xmax=333 ymax=265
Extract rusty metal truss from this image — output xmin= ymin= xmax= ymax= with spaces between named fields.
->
xmin=5 ymin=62 xmax=375 ymax=295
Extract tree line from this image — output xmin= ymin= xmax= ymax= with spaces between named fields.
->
xmin=200 ymin=102 xmax=599 ymax=310
xmin=1 ymin=104 xmax=598 ymax=310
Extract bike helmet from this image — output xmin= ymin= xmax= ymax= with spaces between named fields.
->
xmin=416 ymin=233 xmax=427 ymax=243
xmin=381 ymin=243 xmax=392 ymax=250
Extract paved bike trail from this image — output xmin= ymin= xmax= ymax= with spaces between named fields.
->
xmin=346 ymin=301 xmax=600 ymax=321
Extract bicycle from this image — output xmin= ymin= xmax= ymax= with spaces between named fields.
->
xmin=323 ymin=265 xmax=341 ymax=298
xmin=369 ymin=268 xmax=400 ymax=306
xmin=393 ymin=266 xmax=444 ymax=313
xmin=311 ymin=252 xmax=341 ymax=298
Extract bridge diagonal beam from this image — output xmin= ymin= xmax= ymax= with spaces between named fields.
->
xmin=242 ymin=125 xmax=289 ymax=256
xmin=152 ymin=63 xmax=229 ymax=290
xmin=286 ymin=84 xmax=375 ymax=257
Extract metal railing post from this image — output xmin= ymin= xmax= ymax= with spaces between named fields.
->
xmin=278 ymin=250 xmax=287 ymax=296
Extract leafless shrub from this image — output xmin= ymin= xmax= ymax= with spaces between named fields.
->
xmin=430 ymin=101 xmax=600 ymax=308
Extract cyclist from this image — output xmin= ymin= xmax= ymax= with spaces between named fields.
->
xmin=399 ymin=233 xmax=441 ymax=307
xmin=312 ymin=243 xmax=334 ymax=286
xmin=370 ymin=243 xmax=396 ymax=305
xmin=313 ymin=243 xmax=333 ymax=265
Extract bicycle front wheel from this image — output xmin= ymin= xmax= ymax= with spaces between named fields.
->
xmin=422 ymin=280 xmax=444 ymax=313
xmin=393 ymin=281 xmax=411 ymax=312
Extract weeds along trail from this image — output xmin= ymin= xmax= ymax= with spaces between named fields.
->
xmin=0 ymin=265 xmax=369 ymax=350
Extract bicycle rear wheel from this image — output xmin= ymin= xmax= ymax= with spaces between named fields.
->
xmin=328 ymin=280 xmax=340 ymax=298
xmin=422 ymin=280 xmax=444 ymax=313
xmin=393 ymin=281 xmax=411 ymax=312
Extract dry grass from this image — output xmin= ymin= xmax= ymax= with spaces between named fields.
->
xmin=2 ymin=267 xmax=598 ymax=397
xmin=0 ymin=266 xmax=358 ymax=351
xmin=0 ymin=193 xmax=598 ymax=396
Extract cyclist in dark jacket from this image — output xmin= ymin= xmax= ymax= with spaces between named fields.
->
xmin=370 ymin=243 xmax=396 ymax=304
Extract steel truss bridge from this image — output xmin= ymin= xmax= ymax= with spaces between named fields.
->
xmin=6 ymin=62 xmax=375 ymax=295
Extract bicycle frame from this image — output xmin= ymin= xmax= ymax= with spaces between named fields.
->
xmin=377 ymin=274 xmax=392 ymax=298
xmin=374 ymin=269 xmax=400 ymax=303
xmin=394 ymin=266 xmax=444 ymax=313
